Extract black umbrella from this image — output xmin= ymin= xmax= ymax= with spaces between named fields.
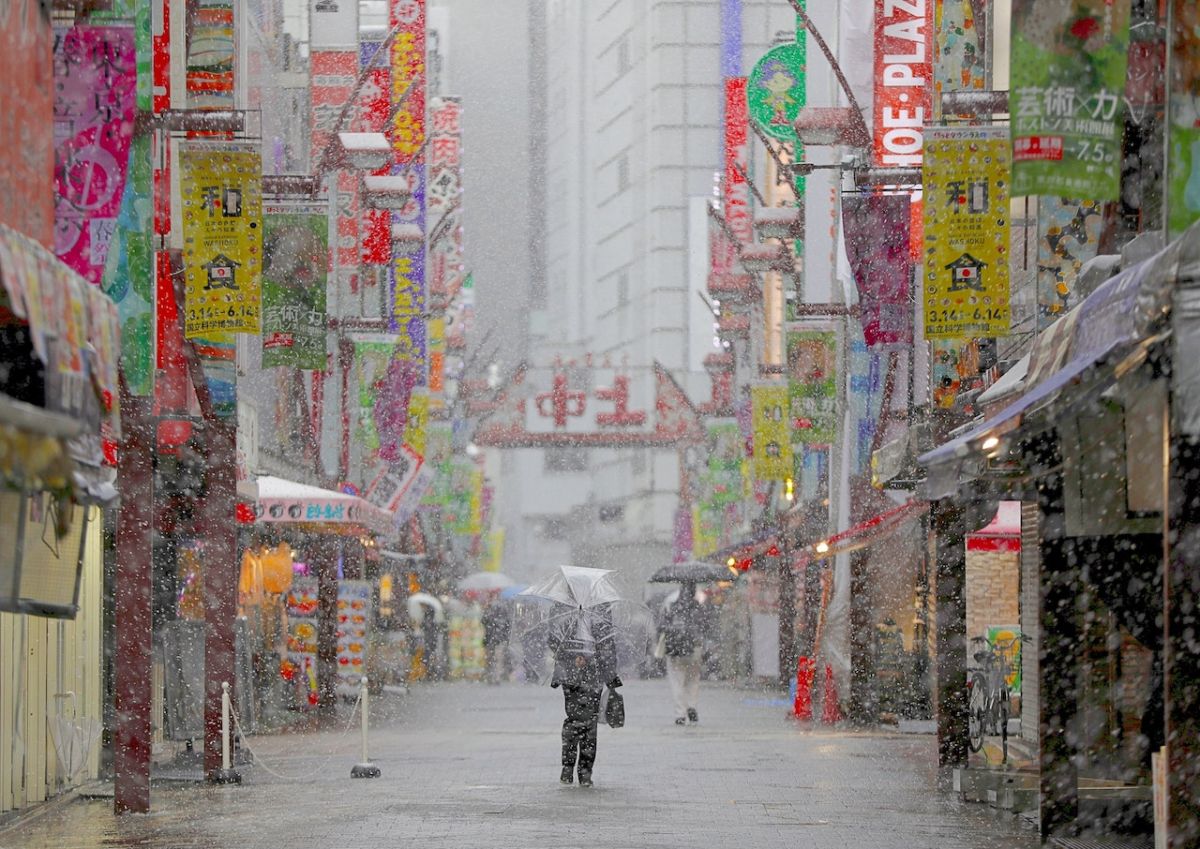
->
xmin=648 ymin=561 xmax=732 ymax=584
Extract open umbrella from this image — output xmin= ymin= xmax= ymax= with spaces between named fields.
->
xmin=649 ymin=561 xmax=733 ymax=584
xmin=520 ymin=565 xmax=622 ymax=608
xmin=458 ymin=571 xmax=517 ymax=592
xmin=407 ymin=591 xmax=445 ymax=623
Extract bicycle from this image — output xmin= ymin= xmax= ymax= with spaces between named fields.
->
xmin=966 ymin=634 xmax=1023 ymax=762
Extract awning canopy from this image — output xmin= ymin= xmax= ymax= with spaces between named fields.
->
xmin=250 ymin=476 xmax=392 ymax=535
xmin=918 ymin=220 xmax=1200 ymax=499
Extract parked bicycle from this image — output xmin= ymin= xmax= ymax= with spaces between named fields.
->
xmin=966 ymin=634 xmax=1024 ymax=762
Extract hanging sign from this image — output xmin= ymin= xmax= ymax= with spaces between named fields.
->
xmin=842 ymin=193 xmax=912 ymax=346
xmin=1035 ymin=197 xmax=1102 ymax=328
xmin=53 ymin=26 xmax=139 ymax=287
xmin=1010 ymin=0 xmax=1132 ymax=201
xmin=751 ymin=384 xmax=792 ymax=481
xmin=180 ymin=145 xmax=262 ymax=337
xmin=922 ymin=126 xmax=1010 ymax=340
xmin=747 ymin=43 xmax=806 ymax=142
xmin=262 ymin=206 xmax=328 ymax=369
xmin=786 ymin=327 xmax=839 ymax=445
xmin=873 ymin=0 xmax=932 ymax=167
xmin=1167 ymin=0 xmax=1200 ymax=236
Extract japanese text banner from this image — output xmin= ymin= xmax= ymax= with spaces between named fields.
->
xmin=1010 ymin=0 xmax=1132 ymax=201
xmin=922 ymin=126 xmax=1011 ymax=340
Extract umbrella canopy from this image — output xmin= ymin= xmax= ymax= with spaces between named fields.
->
xmin=457 ymin=571 xmax=516 ymax=592
xmin=499 ymin=584 xmax=529 ymax=601
xmin=520 ymin=565 xmax=622 ymax=608
xmin=407 ymin=591 xmax=445 ymax=623
xmin=649 ymin=561 xmax=732 ymax=584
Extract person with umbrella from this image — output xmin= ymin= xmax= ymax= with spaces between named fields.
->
xmin=650 ymin=561 xmax=729 ymax=725
xmin=521 ymin=566 xmax=624 ymax=787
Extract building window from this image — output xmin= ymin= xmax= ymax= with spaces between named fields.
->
xmin=598 ymin=504 xmax=624 ymax=523
xmin=617 ymin=271 xmax=629 ymax=305
xmin=544 ymin=446 xmax=587 ymax=473
xmin=540 ymin=518 xmax=568 ymax=540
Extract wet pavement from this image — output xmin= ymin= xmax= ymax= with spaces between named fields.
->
xmin=0 ymin=678 xmax=1039 ymax=849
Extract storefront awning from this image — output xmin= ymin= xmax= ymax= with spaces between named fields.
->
xmin=249 ymin=476 xmax=393 ymax=535
xmin=918 ymin=219 xmax=1200 ymax=500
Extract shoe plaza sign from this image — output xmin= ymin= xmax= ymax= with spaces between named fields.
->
xmin=472 ymin=361 xmax=705 ymax=448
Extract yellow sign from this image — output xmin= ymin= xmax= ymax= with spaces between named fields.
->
xmin=180 ymin=145 xmax=263 ymax=338
xmin=922 ymin=126 xmax=1011 ymax=340
xmin=751 ymin=385 xmax=792 ymax=481
xmin=404 ymin=390 xmax=428 ymax=457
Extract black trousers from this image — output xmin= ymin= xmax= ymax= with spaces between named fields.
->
xmin=561 ymin=686 xmax=601 ymax=773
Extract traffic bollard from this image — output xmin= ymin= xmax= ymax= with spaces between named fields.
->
xmin=351 ymin=677 xmax=381 ymax=778
xmin=793 ymin=656 xmax=814 ymax=720
xmin=208 ymin=681 xmax=242 ymax=784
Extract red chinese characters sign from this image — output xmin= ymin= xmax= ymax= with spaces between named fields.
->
xmin=724 ymin=77 xmax=752 ymax=246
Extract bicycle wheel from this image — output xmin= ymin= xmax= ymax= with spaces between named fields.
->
xmin=967 ymin=673 xmax=987 ymax=752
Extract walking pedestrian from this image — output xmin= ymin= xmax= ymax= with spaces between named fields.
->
xmin=661 ymin=583 xmax=703 ymax=725
xmin=482 ymin=599 xmax=512 ymax=684
xmin=547 ymin=602 xmax=622 ymax=787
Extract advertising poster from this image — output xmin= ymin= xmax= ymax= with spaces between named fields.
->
xmin=1167 ymin=0 xmax=1200 ymax=236
xmin=262 ymin=207 xmax=328 ymax=369
xmin=53 ymin=26 xmax=138 ymax=286
xmin=692 ymin=421 xmax=746 ymax=558
xmin=786 ymin=328 xmax=839 ymax=445
xmin=986 ymin=624 xmax=1022 ymax=695
xmin=841 ymin=193 xmax=912 ymax=346
xmin=185 ymin=1 xmax=236 ymax=110
xmin=101 ymin=133 xmax=154 ymax=396
xmin=935 ymin=0 xmax=987 ymax=113
xmin=284 ymin=577 xmax=319 ymax=708
xmin=1035 ymin=197 xmax=1102 ymax=328
xmin=922 ymin=126 xmax=1011 ymax=339
xmin=1010 ymin=0 xmax=1132 ymax=200
xmin=389 ymin=0 xmax=428 ymax=378
xmin=336 ymin=580 xmax=372 ymax=696
xmin=751 ymin=385 xmax=792 ymax=481
xmin=180 ymin=145 xmax=263 ymax=338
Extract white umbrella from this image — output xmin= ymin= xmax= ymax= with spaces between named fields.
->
xmin=457 ymin=571 xmax=516 ymax=592
xmin=407 ymin=591 xmax=445 ymax=623
xmin=520 ymin=565 xmax=622 ymax=608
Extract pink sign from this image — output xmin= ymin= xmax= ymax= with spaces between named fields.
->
xmin=53 ymin=26 xmax=137 ymax=286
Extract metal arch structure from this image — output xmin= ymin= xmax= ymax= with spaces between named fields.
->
xmin=470 ymin=361 xmax=707 ymax=449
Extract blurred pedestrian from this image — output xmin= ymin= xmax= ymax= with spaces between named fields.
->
xmin=661 ymin=583 xmax=703 ymax=725
xmin=482 ymin=599 xmax=512 ymax=684
xmin=547 ymin=602 xmax=622 ymax=787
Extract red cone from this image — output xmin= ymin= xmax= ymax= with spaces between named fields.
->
xmin=793 ymin=656 xmax=814 ymax=720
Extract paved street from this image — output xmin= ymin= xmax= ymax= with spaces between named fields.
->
xmin=0 ymin=679 xmax=1038 ymax=849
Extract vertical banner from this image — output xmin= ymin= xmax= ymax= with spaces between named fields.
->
xmin=180 ymin=144 xmax=263 ymax=338
xmin=262 ymin=205 xmax=328 ymax=369
xmin=389 ymin=0 xmax=427 ymax=375
xmin=310 ymin=51 xmax=358 ymax=294
xmin=934 ymin=0 xmax=987 ymax=114
xmin=841 ymin=194 xmax=912 ymax=346
xmin=786 ymin=328 xmax=839 ymax=445
xmin=102 ymin=134 xmax=155 ymax=396
xmin=185 ymin=0 xmax=235 ymax=110
xmin=873 ymin=0 xmax=932 ymax=167
xmin=357 ymin=43 xmax=391 ymax=271
xmin=724 ymin=78 xmax=752 ymax=248
xmin=0 ymin=5 xmax=54 ymax=245
xmin=922 ymin=126 xmax=1011 ymax=339
xmin=53 ymin=26 xmax=139 ymax=286
xmin=751 ymin=385 xmax=792 ymax=481
xmin=428 ymin=97 xmax=463 ymax=304
xmin=1167 ymin=0 xmax=1200 ymax=236
xmin=692 ymin=421 xmax=746 ymax=558
xmin=1035 ymin=197 xmax=1101 ymax=328
xmin=1010 ymin=0 xmax=1132 ymax=200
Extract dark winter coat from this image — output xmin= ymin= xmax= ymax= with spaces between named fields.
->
xmin=547 ymin=603 xmax=621 ymax=692
xmin=482 ymin=602 xmax=512 ymax=648
xmin=661 ymin=594 xmax=701 ymax=657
